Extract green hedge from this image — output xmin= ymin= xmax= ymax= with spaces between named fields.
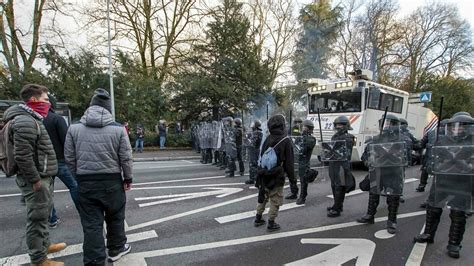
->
xmin=130 ymin=132 xmax=191 ymax=148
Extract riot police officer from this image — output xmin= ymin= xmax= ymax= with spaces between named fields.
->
xmin=223 ymin=117 xmax=237 ymax=177
xmin=291 ymin=118 xmax=303 ymax=136
xmin=234 ymin=118 xmax=245 ymax=176
xmin=414 ymin=114 xmax=473 ymax=259
xmin=245 ymin=120 xmax=263 ymax=184
xmin=399 ymin=118 xmax=418 ymax=166
xmin=326 ymin=116 xmax=355 ymax=217
xmin=295 ymin=119 xmax=317 ymax=205
xmin=356 ymin=114 xmax=408 ymax=234
xmin=417 ymin=119 xmax=448 ymax=193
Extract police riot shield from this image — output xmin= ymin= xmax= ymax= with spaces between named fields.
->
xmin=243 ymin=129 xmax=253 ymax=147
xmin=210 ymin=122 xmax=219 ymax=149
xmin=368 ymin=127 xmax=407 ymax=196
xmin=320 ymin=140 xmax=348 ymax=162
xmin=224 ymin=125 xmax=237 ymax=159
xmin=198 ymin=124 xmax=205 ymax=150
xmin=291 ymin=136 xmax=303 ymax=157
xmin=432 ymin=131 xmax=473 ymax=212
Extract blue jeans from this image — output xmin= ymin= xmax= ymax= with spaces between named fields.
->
xmin=49 ymin=162 xmax=78 ymax=224
xmin=135 ymin=138 xmax=144 ymax=152
xmin=160 ymin=136 xmax=166 ymax=149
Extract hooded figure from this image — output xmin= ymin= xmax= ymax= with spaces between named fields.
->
xmin=254 ymin=114 xmax=295 ymax=232
xmin=64 ymin=89 xmax=133 ymax=265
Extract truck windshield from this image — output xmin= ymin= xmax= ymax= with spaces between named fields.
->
xmin=309 ymin=90 xmax=362 ymax=114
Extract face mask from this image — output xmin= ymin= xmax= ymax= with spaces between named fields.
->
xmin=331 ymin=106 xmax=337 ymax=111
xmin=26 ymin=100 xmax=51 ymax=118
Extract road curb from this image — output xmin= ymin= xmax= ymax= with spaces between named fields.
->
xmin=133 ymin=156 xmax=201 ymax=162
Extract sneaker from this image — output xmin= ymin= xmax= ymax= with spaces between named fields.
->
xmin=245 ymin=180 xmax=255 ymax=185
xmin=108 ymin=244 xmax=131 ymax=262
xmin=49 ymin=218 xmax=62 ymax=229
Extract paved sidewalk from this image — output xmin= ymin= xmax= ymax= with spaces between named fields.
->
xmin=133 ymin=149 xmax=201 ymax=162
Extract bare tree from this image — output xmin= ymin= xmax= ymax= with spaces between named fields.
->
xmin=245 ymin=0 xmax=298 ymax=87
xmin=399 ymin=2 xmax=474 ymax=91
xmin=0 ymin=0 xmax=71 ymax=88
xmin=81 ymin=0 xmax=201 ymax=84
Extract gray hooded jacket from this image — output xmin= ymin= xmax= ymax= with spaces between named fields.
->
xmin=64 ymin=105 xmax=133 ymax=182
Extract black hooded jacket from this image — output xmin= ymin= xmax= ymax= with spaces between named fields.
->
xmin=260 ymin=115 xmax=295 ymax=187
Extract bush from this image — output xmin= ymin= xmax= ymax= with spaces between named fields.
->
xmin=129 ymin=132 xmax=191 ymax=148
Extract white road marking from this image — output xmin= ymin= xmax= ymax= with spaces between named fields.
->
xmin=326 ymin=178 xmax=419 ymax=199
xmin=0 ymin=230 xmax=158 ymax=265
xmin=146 ymin=164 xmax=209 ymax=169
xmin=119 ymin=211 xmax=426 ymax=265
xmin=131 ymin=183 xmax=243 ymax=191
xmin=126 ymin=184 xmax=292 ymax=231
xmin=181 ymin=160 xmax=197 ymax=164
xmin=133 ymin=175 xmax=227 ymax=186
xmin=374 ymin=229 xmax=395 ymax=239
xmin=406 ymin=224 xmax=427 ymax=266
xmin=136 ymin=187 xmax=243 ymax=207
xmin=0 ymin=189 xmax=69 ymax=198
xmin=215 ymin=203 xmax=304 ymax=224
xmin=285 ymin=238 xmax=376 ymax=265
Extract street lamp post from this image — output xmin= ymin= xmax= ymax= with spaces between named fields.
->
xmin=107 ymin=0 xmax=116 ymax=120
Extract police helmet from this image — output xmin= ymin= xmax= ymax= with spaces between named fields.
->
xmin=252 ymin=119 xmax=262 ymax=129
xmin=379 ymin=114 xmax=400 ymax=126
xmin=446 ymin=115 xmax=474 ymax=137
xmin=452 ymin=111 xmax=471 ymax=118
xmin=294 ymin=117 xmax=303 ymax=124
xmin=399 ymin=118 xmax=408 ymax=125
xmin=333 ymin=116 xmax=352 ymax=131
xmin=302 ymin=119 xmax=314 ymax=129
xmin=234 ymin=118 xmax=242 ymax=126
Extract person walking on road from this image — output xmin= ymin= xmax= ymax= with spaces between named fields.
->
xmin=43 ymin=94 xmax=79 ymax=228
xmin=64 ymin=89 xmax=133 ymax=265
xmin=254 ymin=114 xmax=295 ymax=232
xmin=2 ymin=84 xmax=66 ymax=266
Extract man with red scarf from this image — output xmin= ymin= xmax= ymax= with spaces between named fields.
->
xmin=2 ymin=84 xmax=66 ymax=266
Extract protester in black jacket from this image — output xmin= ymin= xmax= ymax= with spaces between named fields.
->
xmin=254 ymin=114 xmax=295 ymax=231
xmin=43 ymin=95 xmax=78 ymax=228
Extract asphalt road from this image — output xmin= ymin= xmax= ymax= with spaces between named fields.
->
xmin=0 ymin=160 xmax=472 ymax=265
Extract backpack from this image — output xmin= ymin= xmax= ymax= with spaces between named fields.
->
xmin=0 ymin=117 xmax=40 ymax=177
xmin=259 ymin=137 xmax=288 ymax=170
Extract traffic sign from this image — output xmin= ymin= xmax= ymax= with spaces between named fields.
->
xmin=419 ymin=92 xmax=432 ymax=103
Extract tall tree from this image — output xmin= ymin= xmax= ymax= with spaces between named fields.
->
xmin=292 ymin=0 xmax=343 ymax=80
xmin=398 ymin=2 xmax=474 ymax=91
xmin=171 ymin=0 xmax=271 ymax=121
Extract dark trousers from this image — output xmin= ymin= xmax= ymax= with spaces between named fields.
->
xmin=78 ymin=179 xmax=127 ymax=266
xmin=420 ymin=169 xmax=429 ymax=186
xmin=236 ymin=146 xmax=245 ymax=173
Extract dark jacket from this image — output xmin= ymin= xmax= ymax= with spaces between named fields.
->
xmin=64 ymin=105 xmax=133 ymax=183
xmin=3 ymin=104 xmax=58 ymax=183
xmin=259 ymin=115 xmax=295 ymax=188
xmin=234 ymin=125 xmax=243 ymax=147
xmin=43 ymin=109 xmax=68 ymax=161
xmin=158 ymin=124 xmax=166 ymax=137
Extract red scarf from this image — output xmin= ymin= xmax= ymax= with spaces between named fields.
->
xmin=26 ymin=101 xmax=51 ymax=118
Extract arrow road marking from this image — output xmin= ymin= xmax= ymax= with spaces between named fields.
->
xmin=215 ymin=202 xmax=304 ymax=224
xmin=285 ymin=238 xmax=376 ymax=266
xmin=326 ymin=178 xmax=419 ymax=198
xmin=0 ymin=230 xmax=158 ymax=265
xmin=126 ymin=184 xmax=293 ymax=231
xmin=131 ymin=183 xmax=243 ymax=191
xmin=136 ymin=187 xmax=243 ymax=207
xmin=118 ymin=211 xmax=426 ymax=265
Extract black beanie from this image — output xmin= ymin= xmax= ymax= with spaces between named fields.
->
xmin=90 ymin=88 xmax=112 ymax=113
xmin=48 ymin=93 xmax=57 ymax=110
